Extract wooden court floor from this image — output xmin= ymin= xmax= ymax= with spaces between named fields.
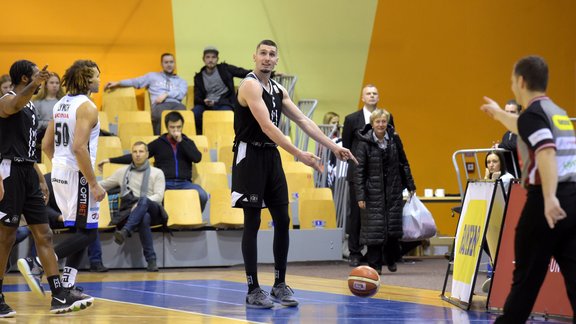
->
xmin=1 ymin=268 xmax=568 ymax=323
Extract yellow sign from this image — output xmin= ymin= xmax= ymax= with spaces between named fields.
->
xmin=453 ymin=200 xmax=486 ymax=282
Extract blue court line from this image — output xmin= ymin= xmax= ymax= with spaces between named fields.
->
xmin=3 ymin=280 xmax=563 ymax=323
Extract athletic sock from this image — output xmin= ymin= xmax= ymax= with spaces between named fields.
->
xmin=274 ymin=268 xmax=286 ymax=287
xmin=61 ymin=267 xmax=78 ymax=288
xmin=246 ymin=273 xmax=259 ymax=293
xmin=47 ymin=275 xmax=63 ymax=295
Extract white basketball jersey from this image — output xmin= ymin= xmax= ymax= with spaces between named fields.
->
xmin=52 ymin=94 xmax=100 ymax=170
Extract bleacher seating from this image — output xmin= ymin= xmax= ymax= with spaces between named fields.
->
xmin=203 ymin=110 xmax=234 ymax=149
xmin=209 ymin=188 xmax=243 ymax=228
xmin=164 ymin=189 xmax=204 ymax=228
xmin=298 ymin=188 xmax=337 ymax=229
xmin=117 ymin=122 xmax=153 ymax=150
xmin=102 ymin=88 xmax=138 ymax=124
xmin=283 ymin=161 xmax=314 ymax=202
xmin=196 ymin=162 xmax=228 ymax=193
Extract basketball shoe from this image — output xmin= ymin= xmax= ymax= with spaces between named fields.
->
xmin=246 ymin=288 xmax=274 ymax=309
xmin=270 ymin=283 xmax=299 ymax=307
xmin=17 ymin=257 xmax=45 ymax=298
xmin=50 ymin=287 xmax=94 ymax=314
xmin=0 ymin=293 xmax=16 ymax=318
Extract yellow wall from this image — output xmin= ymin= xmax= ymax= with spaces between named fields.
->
xmin=172 ymin=0 xmax=378 ymax=121
xmin=0 ymin=0 xmax=176 ymax=107
xmin=365 ymin=0 xmax=576 ymax=197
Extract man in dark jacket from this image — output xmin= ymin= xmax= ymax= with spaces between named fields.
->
xmin=193 ymin=46 xmax=251 ymax=135
xmin=341 ymin=84 xmax=394 ymax=266
xmin=494 ymin=99 xmax=522 ymax=177
xmin=99 ymin=112 xmax=208 ymax=211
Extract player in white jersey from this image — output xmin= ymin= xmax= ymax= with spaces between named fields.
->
xmin=17 ymin=60 xmax=105 ymax=303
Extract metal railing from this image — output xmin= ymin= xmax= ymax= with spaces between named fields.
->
xmin=452 ymin=148 xmax=517 ymax=198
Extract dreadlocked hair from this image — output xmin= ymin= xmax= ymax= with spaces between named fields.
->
xmin=62 ymin=60 xmax=99 ymax=95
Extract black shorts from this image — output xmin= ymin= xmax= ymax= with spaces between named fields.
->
xmin=231 ymin=141 xmax=289 ymax=208
xmin=0 ymin=160 xmax=48 ymax=227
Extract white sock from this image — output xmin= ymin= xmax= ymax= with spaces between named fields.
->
xmin=61 ymin=267 xmax=78 ymax=288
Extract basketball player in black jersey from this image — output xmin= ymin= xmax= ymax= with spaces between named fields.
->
xmin=233 ymin=40 xmax=357 ymax=308
xmin=0 ymin=60 xmax=93 ymax=317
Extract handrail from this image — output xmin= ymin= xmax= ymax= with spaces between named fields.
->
xmin=452 ymin=148 xmax=517 ymax=199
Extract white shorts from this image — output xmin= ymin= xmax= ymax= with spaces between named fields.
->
xmin=51 ymin=164 xmax=100 ymax=229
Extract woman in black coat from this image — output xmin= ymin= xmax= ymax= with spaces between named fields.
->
xmin=354 ymin=109 xmax=416 ymax=274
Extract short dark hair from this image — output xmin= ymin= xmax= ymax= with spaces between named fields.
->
xmin=164 ymin=111 xmax=184 ymax=128
xmin=161 ymin=53 xmax=174 ymax=62
xmin=513 ymin=55 xmax=548 ymax=92
xmin=9 ymin=60 xmax=36 ymax=86
xmin=485 ymin=150 xmax=508 ymax=175
xmin=506 ymin=99 xmax=522 ymax=113
xmin=256 ymin=39 xmax=277 ymax=50
xmin=132 ymin=141 xmax=148 ymax=151
xmin=62 ymin=60 xmax=99 ymax=95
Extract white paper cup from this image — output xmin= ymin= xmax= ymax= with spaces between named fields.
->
xmin=435 ymin=188 xmax=445 ymax=197
xmin=424 ymin=189 xmax=434 ymax=198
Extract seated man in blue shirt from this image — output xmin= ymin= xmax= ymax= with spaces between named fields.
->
xmin=105 ymin=53 xmax=188 ymax=135
xmin=98 ymin=112 xmax=208 ymax=211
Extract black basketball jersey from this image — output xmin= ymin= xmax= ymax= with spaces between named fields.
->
xmin=234 ymin=72 xmax=284 ymax=143
xmin=0 ymin=91 xmax=38 ymax=162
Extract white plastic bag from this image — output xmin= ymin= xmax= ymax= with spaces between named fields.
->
xmin=401 ymin=196 xmax=437 ymax=241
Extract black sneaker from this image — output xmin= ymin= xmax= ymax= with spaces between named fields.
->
xmin=270 ymin=283 xmax=299 ymax=307
xmin=114 ymin=229 xmax=128 ymax=245
xmin=245 ymin=288 xmax=274 ymax=309
xmin=146 ymin=260 xmax=159 ymax=272
xmin=17 ymin=257 xmax=45 ymax=298
xmin=90 ymin=262 xmax=109 ymax=272
xmin=50 ymin=288 xmax=94 ymax=314
xmin=0 ymin=293 xmax=16 ymax=318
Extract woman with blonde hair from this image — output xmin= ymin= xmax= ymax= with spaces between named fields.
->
xmin=33 ymin=72 xmax=65 ymax=161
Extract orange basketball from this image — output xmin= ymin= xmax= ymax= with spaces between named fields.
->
xmin=348 ymin=265 xmax=380 ymax=297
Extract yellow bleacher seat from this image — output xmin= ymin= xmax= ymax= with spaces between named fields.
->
xmin=36 ymin=163 xmax=47 ymax=175
xmin=259 ymin=207 xmax=292 ymax=230
xmin=98 ymin=136 xmax=122 ymax=149
xmin=117 ymin=122 xmax=153 ymax=150
xmin=209 ymin=188 xmax=243 ymax=228
xmin=130 ymin=135 xmax=158 ymax=148
xmin=41 ymin=151 xmax=52 ymax=173
xmin=160 ymin=110 xmax=196 ymax=136
xmin=102 ymin=87 xmax=138 ymax=124
xmin=164 ymin=189 xmax=204 ymax=228
xmin=98 ymin=111 xmax=110 ymax=132
xmin=196 ymin=162 xmax=228 ymax=193
xmin=217 ymin=134 xmax=235 ymax=174
xmin=144 ymin=88 xmax=189 ymax=113
xmin=103 ymin=163 xmax=126 ymax=179
xmin=117 ymin=111 xmax=151 ymax=125
xmin=98 ymin=195 xmax=116 ymax=230
xmin=185 ymin=86 xmax=194 ymax=109
xmin=96 ymin=146 xmax=124 ymax=175
xmin=203 ymin=110 xmax=234 ymax=149
xmin=283 ymin=161 xmax=314 ymax=202
xmin=189 ymin=135 xmax=209 ymax=159
xmin=298 ymin=188 xmax=337 ymax=229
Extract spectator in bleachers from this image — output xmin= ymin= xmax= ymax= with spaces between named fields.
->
xmin=105 ymin=53 xmax=187 ymax=135
xmin=323 ymin=111 xmax=340 ymax=139
xmin=342 ymin=84 xmax=395 ymax=267
xmin=484 ymin=150 xmax=515 ymax=194
xmin=32 ymin=72 xmax=65 ymax=162
xmin=99 ymin=141 xmax=167 ymax=272
xmin=0 ymin=74 xmax=12 ymax=96
xmin=98 ymin=112 xmax=208 ymax=211
xmin=354 ymin=109 xmax=416 ymax=274
xmin=193 ymin=46 xmax=251 ymax=135
xmin=493 ymin=99 xmax=522 ymax=177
